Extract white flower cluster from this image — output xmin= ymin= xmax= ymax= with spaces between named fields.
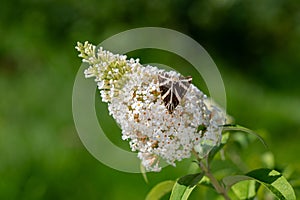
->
xmin=76 ymin=42 xmax=226 ymax=172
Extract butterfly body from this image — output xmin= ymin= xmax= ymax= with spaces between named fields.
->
xmin=158 ymin=73 xmax=192 ymax=113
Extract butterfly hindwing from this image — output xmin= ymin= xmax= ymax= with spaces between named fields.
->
xmin=158 ymin=73 xmax=192 ymax=113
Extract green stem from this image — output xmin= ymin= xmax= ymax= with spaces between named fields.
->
xmin=193 ymin=150 xmax=230 ymax=200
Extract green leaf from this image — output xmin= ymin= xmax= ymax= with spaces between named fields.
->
xmin=145 ymin=180 xmax=175 ymax=200
xmin=223 ymin=168 xmax=296 ymax=200
xmin=208 ymin=132 xmax=230 ymax=162
xmin=247 ymin=169 xmax=296 ymax=200
xmin=198 ymin=175 xmax=213 ymax=188
xmin=231 ymin=180 xmax=257 ymax=199
xmin=223 ymin=175 xmax=251 ymax=190
xmin=221 ymin=124 xmax=267 ymax=148
xmin=170 ymin=173 xmax=204 ymax=200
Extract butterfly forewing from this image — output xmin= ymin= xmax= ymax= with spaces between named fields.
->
xmin=158 ymin=73 xmax=192 ymax=113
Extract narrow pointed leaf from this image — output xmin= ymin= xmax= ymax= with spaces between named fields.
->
xmin=145 ymin=180 xmax=175 ymax=200
xmin=221 ymin=124 xmax=267 ymax=148
xmin=231 ymin=180 xmax=257 ymax=199
xmin=208 ymin=132 xmax=230 ymax=162
xmin=247 ymin=168 xmax=296 ymax=200
xmin=223 ymin=168 xmax=296 ymax=200
xmin=170 ymin=173 xmax=204 ymax=200
xmin=223 ymin=175 xmax=251 ymax=190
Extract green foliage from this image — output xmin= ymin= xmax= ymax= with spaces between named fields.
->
xmin=221 ymin=125 xmax=267 ymax=148
xmin=147 ymin=129 xmax=296 ymax=199
xmin=1 ymin=0 xmax=300 ymax=199
xmin=231 ymin=180 xmax=257 ymax=200
xmin=146 ymin=181 xmax=175 ymax=200
xmin=223 ymin=169 xmax=296 ymax=200
xmin=170 ymin=173 xmax=204 ymax=200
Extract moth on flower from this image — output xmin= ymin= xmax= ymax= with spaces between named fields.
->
xmin=76 ymin=41 xmax=226 ymax=172
xmin=158 ymin=72 xmax=192 ymax=113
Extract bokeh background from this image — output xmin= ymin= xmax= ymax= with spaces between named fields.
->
xmin=1 ymin=0 xmax=299 ymax=199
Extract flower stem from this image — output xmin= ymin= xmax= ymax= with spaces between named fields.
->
xmin=193 ymin=150 xmax=230 ymax=200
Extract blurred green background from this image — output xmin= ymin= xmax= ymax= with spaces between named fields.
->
xmin=1 ymin=0 xmax=300 ymax=199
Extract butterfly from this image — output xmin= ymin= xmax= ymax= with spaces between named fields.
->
xmin=158 ymin=72 xmax=192 ymax=113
